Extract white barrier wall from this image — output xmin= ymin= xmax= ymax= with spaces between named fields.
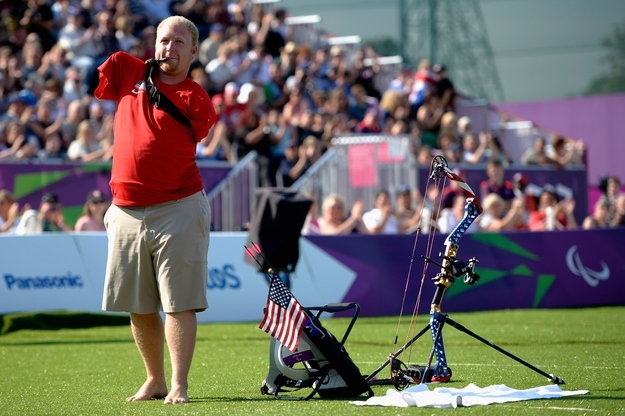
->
xmin=0 ymin=233 xmax=357 ymax=323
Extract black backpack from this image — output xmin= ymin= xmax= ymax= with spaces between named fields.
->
xmin=260 ymin=303 xmax=374 ymax=400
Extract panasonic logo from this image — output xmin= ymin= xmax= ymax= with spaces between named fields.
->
xmin=3 ymin=273 xmax=84 ymax=290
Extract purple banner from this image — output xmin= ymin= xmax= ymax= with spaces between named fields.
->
xmin=306 ymin=228 xmax=625 ymax=317
xmin=0 ymin=162 xmax=231 ymax=215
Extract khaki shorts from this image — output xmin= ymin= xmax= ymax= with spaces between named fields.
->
xmin=102 ymin=190 xmax=211 ymax=314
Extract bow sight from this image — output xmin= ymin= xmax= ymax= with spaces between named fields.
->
xmin=423 ymin=254 xmax=481 ymax=285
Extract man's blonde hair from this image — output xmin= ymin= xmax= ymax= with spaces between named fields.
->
xmin=157 ymin=15 xmax=199 ymax=47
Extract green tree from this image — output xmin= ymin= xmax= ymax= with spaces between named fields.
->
xmin=363 ymin=37 xmax=400 ymax=57
xmin=584 ymin=19 xmax=625 ymax=95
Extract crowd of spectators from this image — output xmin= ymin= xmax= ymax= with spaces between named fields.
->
xmin=0 ymin=188 xmax=108 ymax=233
xmin=298 ymin=161 xmax=623 ymax=236
xmin=301 ymin=176 xmax=624 ymax=236
xmin=0 ymin=0 xmax=618 ymax=235
xmin=0 ymin=1 xmax=587 ymax=177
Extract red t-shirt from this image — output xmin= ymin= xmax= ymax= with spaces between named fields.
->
xmin=95 ymin=52 xmax=218 ymax=206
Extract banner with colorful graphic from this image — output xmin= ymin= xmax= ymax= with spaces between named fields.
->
xmin=0 ymin=162 xmax=232 ymax=225
xmin=304 ymin=228 xmax=625 ymax=316
xmin=1 ymin=230 xmax=623 ymax=321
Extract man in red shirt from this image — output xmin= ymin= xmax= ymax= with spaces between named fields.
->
xmin=95 ymin=16 xmax=217 ymax=404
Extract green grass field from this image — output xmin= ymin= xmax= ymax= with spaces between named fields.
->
xmin=1 ymin=307 xmax=624 ymax=415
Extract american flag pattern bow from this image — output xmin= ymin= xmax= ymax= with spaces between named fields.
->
xmin=259 ymin=276 xmax=308 ymax=353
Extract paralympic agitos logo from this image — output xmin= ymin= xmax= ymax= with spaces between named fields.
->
xmin=566 ymin=245 xmax=610 ymax=287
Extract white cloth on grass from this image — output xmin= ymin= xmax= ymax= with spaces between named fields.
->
xmin=350 ymin=383 xmax=589 ymax=408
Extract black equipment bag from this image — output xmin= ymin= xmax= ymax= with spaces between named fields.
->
xmin=260 ymin=303 xmax=374 ymax=400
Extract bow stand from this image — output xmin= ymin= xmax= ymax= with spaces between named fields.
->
xmin=365 ymin=156 xmax=564 ymax=389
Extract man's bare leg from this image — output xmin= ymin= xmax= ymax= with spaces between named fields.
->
xmin=163 ymin=310 xmax=197 ymax=404
xmin=127 ymin=312 xmax=168 ymax=401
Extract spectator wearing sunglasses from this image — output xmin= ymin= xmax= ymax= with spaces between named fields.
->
xmin=74 ymin=190 xmax=108 ymax=231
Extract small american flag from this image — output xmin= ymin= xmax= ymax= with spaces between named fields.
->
xmin=259 ymin=276 xmax=307 ymax=352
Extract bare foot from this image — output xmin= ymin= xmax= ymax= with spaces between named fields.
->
xmin=126 ymin=378 xmax=168 ymax=402
xmin=163 ymin=384 xmax=189 ymax=404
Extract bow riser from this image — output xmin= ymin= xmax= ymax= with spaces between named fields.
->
xmin=433 ymin=243 xmax=458 ymax=306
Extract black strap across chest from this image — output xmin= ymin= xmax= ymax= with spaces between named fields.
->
xmin=144 ymin=59 xmax=192 ymax=128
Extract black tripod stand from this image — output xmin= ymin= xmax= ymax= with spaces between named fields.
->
xmin=366 ymin=312 xmax=565 ymax=388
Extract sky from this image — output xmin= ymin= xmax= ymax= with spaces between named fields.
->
xmin=277 ymin=0 xmax=625 ymax=103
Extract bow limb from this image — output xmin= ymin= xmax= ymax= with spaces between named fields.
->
xmin=444 ymin=197 xmax=481 ymax=246
xmin=439 ymin=166 xmax=482 ymax=279
xmin=430 ymin=158 xmax=483 ymax=252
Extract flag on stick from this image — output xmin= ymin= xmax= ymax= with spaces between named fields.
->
xmin=259 ymin=276 xmax=307 ymax=352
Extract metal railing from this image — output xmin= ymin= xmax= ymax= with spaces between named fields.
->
xmin=286 ymin=14 xmax=323 ymax=49
xmin=205 ymin=152 xmax=258 ymax=231
xmin=292 ymin=135 xmax=418 ymax=210
xmin=364 ymin=55 xmax=404 ymax=96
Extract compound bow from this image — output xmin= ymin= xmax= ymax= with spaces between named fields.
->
xmin=420 ymin=155 xmax=483 ymax=383
xmin=366 ymin=155 xmax=484 ymax=388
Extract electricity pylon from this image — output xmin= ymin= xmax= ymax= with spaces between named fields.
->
xmin=399 ymin=0 xmax=504 ymax=102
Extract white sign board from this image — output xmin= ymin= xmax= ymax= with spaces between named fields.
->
xmin=0 ymin=233 xmax=356 ymax=323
